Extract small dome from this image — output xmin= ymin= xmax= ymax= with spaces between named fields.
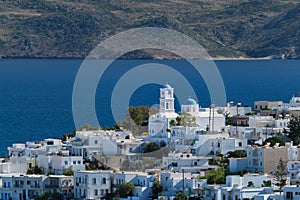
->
xmin=162 ymin=84 xmax=172 ymax=89
xmin=185 ymin=98 xmax=197 ymax=105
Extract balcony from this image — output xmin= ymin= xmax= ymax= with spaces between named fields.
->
xmin=14 ymin=184 xmax=23 ymax=188
xmin=45 ymin=185 xmax=58 ymax=189
xmin=30 ymin=184 xmax=40 ymax=188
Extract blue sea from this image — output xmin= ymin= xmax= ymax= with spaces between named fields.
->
xmin=0 ymin=59 xmax=299 ymax=156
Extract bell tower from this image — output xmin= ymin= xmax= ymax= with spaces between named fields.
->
xmin=159 ymin=84 xmax=175 ymax=113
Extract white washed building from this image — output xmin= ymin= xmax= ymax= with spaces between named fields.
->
xmin=160 ymin=171 xmax=204 ymax=197
xmin=74 ymin=170 xmax=111 ymax=199
xmin=162 ymin=152 xmax=212 ymax=172
xmin=220 ymin=174 xmax=273 ymax=200
xmin=44 ymin=175 xmax=74 ymax=199
xmin=148 ymin=84 xmax=178 ymax=141
xmin=113 ymin=171 xmax=156 ymax=200
xmin=37 ymin=155 xmax=85 ymax=175
xmin=287 ymin=161 xmax=300 ymax=185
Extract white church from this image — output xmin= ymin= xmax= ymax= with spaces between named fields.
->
xmin=148 ymin=84 xmax=225 ymax=141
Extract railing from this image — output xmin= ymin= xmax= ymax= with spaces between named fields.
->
xmin=45 ymin=185 xmax=58 ymax=189
xmin=14 ymin=184 xmax=22 ymax=188
xmin=31 ymin=184 xmax=40 ymax=188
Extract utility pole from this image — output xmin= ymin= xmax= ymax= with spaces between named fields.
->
xmin=208 ymin=106 xmax=211 ymax=133
xmin=235 ymin=103 xmax=241 ymax=138
xmin=211 ymin=104 xmax=216 ymax=133
xmin=182 ymin=169 xmax=185 ymax=192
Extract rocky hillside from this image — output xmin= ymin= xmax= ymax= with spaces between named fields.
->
xmin=0 ymin=0 xmax=299 ymax=59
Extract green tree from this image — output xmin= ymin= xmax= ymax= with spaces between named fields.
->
xmin=34 ymin=192 xmax=63 ymax=200
xmin=263 ymin=136 xmax=285 ymax=147
xmin=175 ymin=113 xmax=196 ymax=126
xmin=160 ymin=140 xmax=166 ymax=147
xmin=117 ymin=107 xmax=150 ymax=135
xmin=116 ymin=182 xmax=135 ymax=198
xmin=86 ymin=159 xmax=110 ymax=171
xmin=152 ymin=181 xmax=162 ymax=199
xmin=201 ymin=167 xmax=226 ymax=184
xmin=262 ymin=180 xmax=272 ymax=187
xmin=175 ymin=116 xmax=182 ymax=126
xmin=174 ymin=191 xmax=187 ymax=200
xmin=169 ymin=119 xmax=176 ymax=127
xmin=128 ymin=106 xmax=150 ymax=126
xmin=288 ymin=117 xmax=300 ymax=145
xmin=62 ymin=129 xmax=77 ymax=141
xmin=225 ymin=113 xmax=233 ymax=126
xmin=27 ymin=166 xmax=43 ymax=175
xmin=218 ymin=109 xmax=232 ymax=126
xmin=247 ymin=181 xmax=254 ymax=187
xmin=80 ymin=123 xmax=100 ymax=131
xmin=275 ymin=158 xmax=287 ymax=194
xmin=227 ymin=150 xmax=247 ymax=158
xmin=149 ymin=107 xmax=158 ymax=115
xmin=63 ymin=169 xmax=74 ymax=176
xmin=143 ymin=142 xmax=160 ymax=153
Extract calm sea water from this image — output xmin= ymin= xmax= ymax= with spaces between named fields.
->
xmin=0 ymin=59 xmax=299 ymax=156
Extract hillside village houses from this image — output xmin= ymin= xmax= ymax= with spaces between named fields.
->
xmin=1 ymin=83 xmax=300 ymax=199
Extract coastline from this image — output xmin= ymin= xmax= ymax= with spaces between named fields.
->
xmin=0 ymin=56 xmax=292 ymax=60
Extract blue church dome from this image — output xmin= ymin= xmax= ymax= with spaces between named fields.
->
xmin=185 ymin=98 xmax=197 ymax=105
xmin=162 ymin=84 xmax=172 ymax=89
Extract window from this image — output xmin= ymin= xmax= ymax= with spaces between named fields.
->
xmin=73 ymin=161 xmax=76 ymax=165
xmin=102 ymin=178 xmax=106 ymax=184
xmin=94 ymin=189 xmax=98 ymax=196
xmin=194 ymin=162 xmax=197 ymax=166
xmin=65 ymin=161 xmax=68 ymax=165
xmin=93 ymin=178 xmax=97 ymax=185
xmin=239 ymin=142 xmax=242 ymax=147
xmin=78 ymin=161 xmax=81 ymax=164
xmin=101 ymin=189 xmax=104 ymax=195
xmin=95 ymin=140 xmax=98 ymax=144
xmin=27 ymin=181 xmax=31 ymax=185
xmin=286 ymin=191 xmax=293 ymax=199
